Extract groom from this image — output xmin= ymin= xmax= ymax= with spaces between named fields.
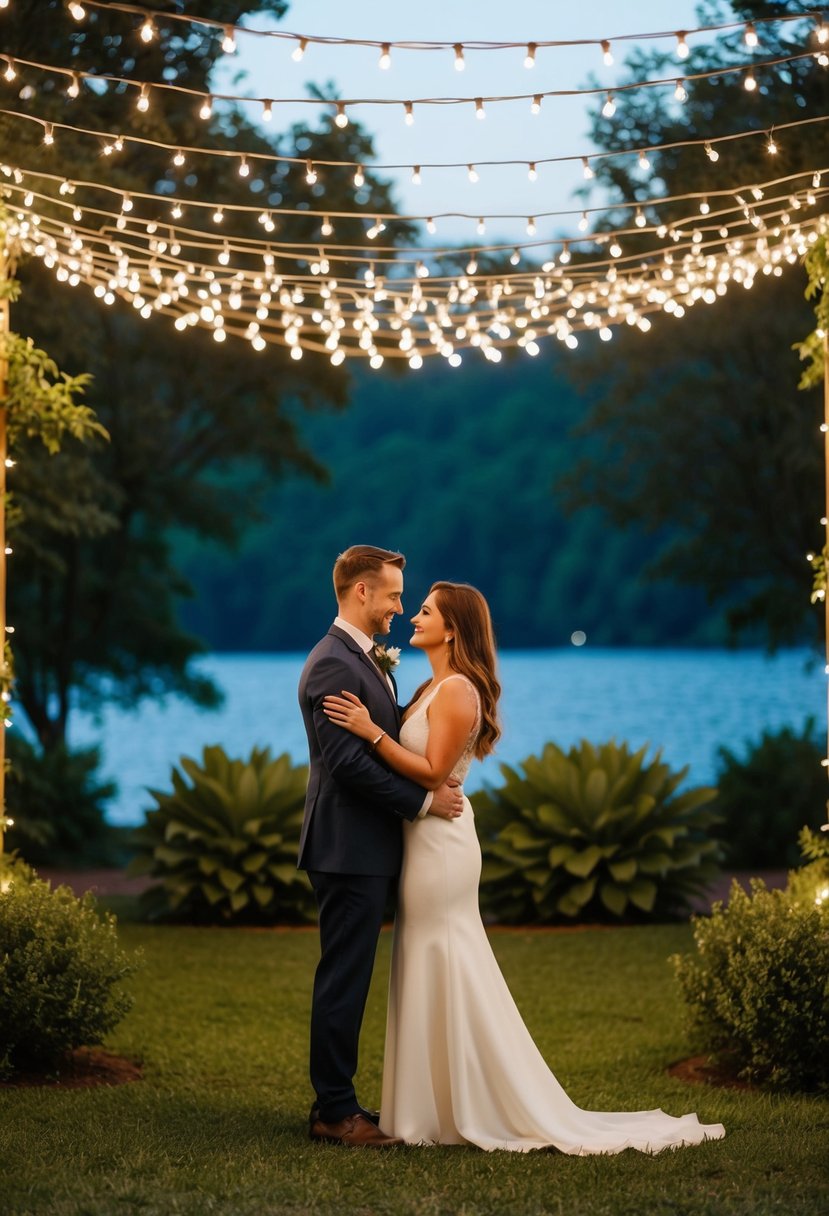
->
xmin=297 ymin=545 xmax=463 ymax=1147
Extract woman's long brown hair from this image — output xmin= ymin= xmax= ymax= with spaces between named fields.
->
xmin=411 ymin=581 xmax=501 ymax=758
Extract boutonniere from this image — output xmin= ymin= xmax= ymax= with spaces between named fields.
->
xmin=373 ymin=644 xmax=401 ymax=675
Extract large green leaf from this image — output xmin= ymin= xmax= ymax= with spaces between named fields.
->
xmin=599 ymin=882 xmax=628 ymax=917
xmin=564 ymin=844 xmax=603 ymax=878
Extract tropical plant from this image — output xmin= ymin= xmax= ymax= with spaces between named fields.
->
xmin=474 ymin=739 xmax=722 ymax=924
xmin=712 ymin=718 xmax=828 ymax=868
xmin=130 ymin=745 xmax=314 ymax=923
xmin=0 ymin=855 xmax=139 ymax=1079
xmin=671 ymin=875 xmax=829 ymax=1092
xmin=786 ymin=825 xmax=829 ymax=914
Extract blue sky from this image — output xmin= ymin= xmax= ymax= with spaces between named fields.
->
xmin=215 ymin=1 xmax=720 ymax=245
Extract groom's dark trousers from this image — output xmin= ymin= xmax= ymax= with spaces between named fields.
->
xmin=298 ymin=626 xmax=425 ymax=1124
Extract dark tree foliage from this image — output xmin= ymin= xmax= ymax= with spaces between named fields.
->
xmin=560 ymin=0 xmax=828 ymax=647
xmin=0 ymin=1 xmax=406 ymax=747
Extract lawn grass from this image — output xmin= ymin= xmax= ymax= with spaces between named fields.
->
xmin=1 ymin=920 xmax=827 ymax=1216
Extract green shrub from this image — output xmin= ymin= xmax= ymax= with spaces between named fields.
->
xmin=0 ymin=856 xmax=139 ymax=1078
xmin=4 ymin=733 xmax=118 ymax=864
xmin=786 ymin=825 xmax=829 ymax=912
xmin=712 ymin=718 xmax=826 ymax=868
xmin=671 ymin=877 xmax=829 ymax=1091
xmin=473 ymin=739 xmax=721 ymax=924
xmin=130 ymin=744 xmax=315 ymax=923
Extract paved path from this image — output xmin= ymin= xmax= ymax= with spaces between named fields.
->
xmin=37 ymin=865 xmax=789 ymax=914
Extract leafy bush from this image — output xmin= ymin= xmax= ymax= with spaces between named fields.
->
xmin=473 ymin=739 xmax=721 ymax=924
xmin=711 ymin=718 xmax=827 ymax=868
xmin=4 ymin=733 xmax=118 ymax=864
xmin=130 ymin=745 xmax=315 ymax=923
xmin=0 ymin=855 xmax=139 ymax=1078
xmin=786 ymin=825 xmax=829 ymax=912
xmin=671 ymin=876 xmax=829 ymax=1091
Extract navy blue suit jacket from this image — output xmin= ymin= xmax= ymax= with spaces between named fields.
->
xmin=297 ymin=625 xmax=426 ymax=875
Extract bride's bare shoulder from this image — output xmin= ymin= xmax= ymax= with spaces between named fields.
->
xmin=429 ymin=675 xmax=479 ymax=723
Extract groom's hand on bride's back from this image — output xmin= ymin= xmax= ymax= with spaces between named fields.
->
xmin=428 ymin=779 xmax=464 ymax=820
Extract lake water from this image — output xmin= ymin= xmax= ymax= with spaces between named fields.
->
xmin=68 ymin=648 xmax=826 ymax=827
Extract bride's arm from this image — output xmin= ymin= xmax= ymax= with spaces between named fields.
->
xmin=323 ymin=682 xmax=476 ymax=790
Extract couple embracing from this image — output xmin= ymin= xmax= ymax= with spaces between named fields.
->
xmin=297 ymin=545 xmax=725 ymax=1154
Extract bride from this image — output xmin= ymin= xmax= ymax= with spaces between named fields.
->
xmin=322 ymin=580 xmax=725 ymax=1154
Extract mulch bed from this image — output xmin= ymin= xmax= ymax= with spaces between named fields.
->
xmin=1 ymin=1047 xmax=143 ymax=1089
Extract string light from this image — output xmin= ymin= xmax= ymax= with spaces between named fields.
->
xmin=291 ymin=38 xmax=308 ymax=62
xmin=136 ymin=83 xmax=150 ymax=112
xmin=528 ymin=162 xmax=537 ymax=182
xmin=467 ymin=164 xmax=479 ymax=183
xmin=379 ymin=43 xmax=391 ymax=70
xmin=199 ymin=96 xmax=213 ymax=120
xmin=411 ymin=165 xmax=421 ymax=185
xmin=353 ymin=165 xmax=365 ymax=188
xmin=334 ymin=103 xmax=348 ymax=128
xmin=675 ymin=80 xmax=688 ymax=102
xmin=120 ymin=192 xmax=133 ymax=212
xmin=526 ymin=217 xmax=537 ymax=236
xmin=524 ymin=42 xmax=537 ymax=69
xmin=173 ymin=149 xmax=185 ymax=167
xmin=816 ymin=16 xmax=829 ymax=45
xmin=531 ymin=94 xmax=541 ymax=115
xmin=767 ymin=132 xmax=778 ymax=154
xmin=475 ymin=97 xmax=485 ymax=120
xmin=453 ymin=43 xmax=465 ymax=71
xmin=602 ymin=92 xmax=616 ymax=118
xmin=705 ymin=142 xmax=720 ymax=162
xmin=582 ymin=157 xmax=594 ymax=180
xmin=578 ymin=211 xmax=589 ymax=232
xmin=67 ymin=72 xmax=81 ymax=99
xmin=305 ymin=160 xmax=317 ymax=185
xmin=68 ymin=2 xmax=86 ymax=17
xmin=744 ymin=69 xmax=757 ymax=91
xmin=3 ymin=58 xmax=15 ymax=83
xmin=744 ymin=21 xmax=759 ymax=48
xmin=601 ymin=40 xmax=613 ymax=66
xmin=222 ymin=25 xmax=237 ymax=54
xmin=559 ymin=242 xmax=571 ymax=264
xmin=42 ymin=123 xmax=54 ymax=146
xmin=426 ymin=217 xmax=436 ymax=234
xmin=320 ymin=215 xmax=333 ymax=236
xmin=262 ymin=99 xmax=273 ymax=122
xmin=238 ymin=155 xmax=250 ymax=177
xmin=212 ymin=206 xmax=224 ymax=223
xmin=676 ymin=32 xmax=690 ymax=59
xmin=476 ymin=217 xmax=486 ymax=235
xmin=404 ymin=101 xmax=414 ymax=125
xmin=510 ymin=248 xmax=520 ymax=265
xmin=638 ymin=150 xmax=651 ymax=170
xmin=699 ymin=197 xmax=710 ymax=214
xmin=139 ymin=16 xmax=155 ymax=43
xmin=635 ymin=207 xmax=646 ymax=227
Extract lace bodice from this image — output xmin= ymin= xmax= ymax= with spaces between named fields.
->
xmin=399 ymin=674 xmax=481 ymax=783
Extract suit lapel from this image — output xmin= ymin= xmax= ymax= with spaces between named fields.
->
xmin=329 ymin=625 xmax=400 ymax=716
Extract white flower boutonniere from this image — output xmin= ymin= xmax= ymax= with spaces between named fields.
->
xmin=373 ymin=644 xmax=401 ymax=675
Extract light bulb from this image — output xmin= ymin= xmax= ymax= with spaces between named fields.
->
xmin=818 ymin=18 xmax=829 ymax=44
xmin=305 ymin=160 xmax=317 ymax=185
xmin=213 ymin=207 xmax=224 ymax=223
xmin=43 ymin=123 xmax=54 ymax=146
xmin=334 ymin=103 xmax=348 ymax=128
xmin=609 ymin=240 xmax=622 ymax=257
xmin=475 ymin=97 xmax=485 ymax=120
xmin=262 ymin=99 xmax=273 ymax=122
xmin=705 ymin=142 xmax=719 ymax=162
xmin=582 ymin=157 xmax=594 ymax=180
xmin=199 ymin=96 xmax=213 ymax=120
xmin=222 ymin=26 xmax=236 ymax=54
xmin=602 ymin=92 xmax=616 ymax=118
xmin=292 ymin=38 xmax=307 ymax=62
xmin=526 ymin=217 xmax=536 ymax=236
xmin=426 ymin=217 xmax=436 ymax=234
xmin=528 ymin=162 xmax=537 ymax=182
xmin=674 ymin=79 xmax=688 ymax=102
xmin=510 ymin=249 xmax=520 ymax=265
xmin=699 ymin=198 xmax=710 ymax=214
xmin=638 ymin=150 xmax=650 ymax=170
xmin=171 ymin=202 xmax=183 ymax=219
xmin=531 ymin=94 xmax=541 ymax=115
xmin=218 ymin=245 xmax=230 ymax=265
xmin=66 ymin=72 xmax=81 ymax=100
xmin=744 ymin=21 xmax=758 ymax=48
xmin=453 ymin=43 xmax=465 ymax=71
xmin=136 ymin=84 xmax=150 ymax=112
xmin=411 ymin=165 xmax=421 ymax=185
xmin=601 ymin=40 xmax=613 ymax=66
xmin=744 ymin=70 xmax=757 ymax=91
xmin=68 ymin=1 xmax=86 ymax=17
xmin=121 ymin=193 xmax=133 ymax=212
xmin=559 ymin=243 xmax=571 ymax=264
xmin=578 ymin=211 xmax=588 ymax=232
xmin=524 ymin=42 xmax=536 ymax=69
xmin=766 ymin=134 xmax=778 ymax=154
xmin=467 ymin=164 xmax=479 ymax=183
xmin=238 ymin=156 xmax=250 ymax=177
xmin=477 ymin=217 xmax=486 ymax=235
xmin=379 ymin=43 xmax=391 ymax=70
xmin=676 ymin=32 xmax=689 ymax=59
xmin=404 ymin=101 xmax=414 ymax=125
xmin=140 ymin=17 xmax=155 ymax=43
xmin=353 ymin=165 xmax=365 ymax=188
xmin=635 ymin=207 xmax=646 ymax=228
xmin=173 ymin=149 xmax=185 ymax=167
xmin=320 ymin=216 xmax=333 ymax=236
xmin=3 ymin=58 xmax=15 ymax=83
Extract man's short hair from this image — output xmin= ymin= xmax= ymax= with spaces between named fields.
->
xmin=333 ymin=545 xmax=406 ymax=601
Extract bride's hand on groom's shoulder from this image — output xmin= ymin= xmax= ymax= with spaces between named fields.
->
xmin=323 ymin=691 xmax=377 ymax=741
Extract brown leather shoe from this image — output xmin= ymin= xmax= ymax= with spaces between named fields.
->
xmin=309 ymin=1113 xmax=403 ymax=1148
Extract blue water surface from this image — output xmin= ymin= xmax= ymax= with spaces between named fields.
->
xmin=67 ymin=648 xmax=826 ymax=827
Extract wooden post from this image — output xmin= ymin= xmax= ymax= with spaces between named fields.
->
xmin=0 ymin=244 xmax=7 ymax=853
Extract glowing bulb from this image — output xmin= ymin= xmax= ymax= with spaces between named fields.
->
xmin=67 ymin=71 xmax=81 ymax=98
xmin=292 ymin=38 xmax=307 ymax=62
xmin=213 ymin=207 xmax=224 ymax=223
xmin=744 ymin=22 xmax=758 ymax=48
xmin=218 ymin=245 xmax=230 ymax=266
xmin=411 ymin=165 xmax=421 ymax=185
xmin=635 ymin=207 xmax=646 ymax=228
xmin=766 ymin=133 xmax=778 ymax=154
xmin=578 ymin=211 xmax=588 ymax=232
xmin=404 ymin=101 xmax=414 ymax=125
xmin=3 ymin=59 xmax=16 ymax=83
xmin=818 ymin=18 xmax=829 ymax=45
xmin=676 ymin=32 xmax=689 ymax=59
xmin=320 ymin=216 xmax=333 ymax=236
xmin=638 ymin=150 xmax=651 ymax=171
xmin=68 ymin=1 xmax=86 ymax=17
xmin=609 ymin=240 xmax=622 ymax=257
xmin=121 ymin=192 xmax=133 ymax=212
xmin=467 ymin=164 xmax=479 ymax=183
xmin=426 ymin=217 xmax=436 ymax=235
xmin=171 ymin=202 xmax=183 ymax=219
xmin=582 ymin=157 xmax=594 ymax=180
xmin=334 ymin=103 xmax=348 ymax=128
xmin=476 ymin=217 xmax=486 ymax=235
xmin=173 ymin=149 xmax=185 ymax=167
xmin=602 ymin=92 xmax=616 ymax=118
xmin=199 ymin=96 xmax=213 ymax=120
xmin=475 ymin=97 xmax=485 ymax=120
xmin=42 ymin=123 xmax=54 ymax=146
xmin=528 ymin=162 xmax=537 ymax=182
xmin=237 ymin=156 xmax=250 ymax=178
xmin=699 ymin=198 xmax=710 ymax=214
xmin=262 ymin=99 xmax=273 ymax=122
xmin=601 ymin=40 xmax=613 ymax=66
xmin=526 ymin=217 xmax=536 ymax=236
xmin=222 ymin=26 xmax=236 ymax=54
xmin=510 ymin=248 xmax=520 ymax=265
xmin=379 ymin=43 xmax=391 ymax=70
xmin=744 ymin=70 xmax=757 ymax=91
xmin=705 ymin=142 xmax=719 ymax=162
xmin=524 ymin=42 xmax=536 ymax=69
xmin=140 ymin=17 xmax=155 ymax=43
xmin=454 ymin=43 xmax=465 ymax=71
xmin=559 ymin=243 xmax=571 ymax=264
xmin=674 ymin=80 xmax=687 ymax=103
xmin=353 ymin=165 xmax=365 ymax=189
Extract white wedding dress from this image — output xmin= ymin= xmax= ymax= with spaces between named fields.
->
xmin=380 ymin=674 xmax=726 ymax=1154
